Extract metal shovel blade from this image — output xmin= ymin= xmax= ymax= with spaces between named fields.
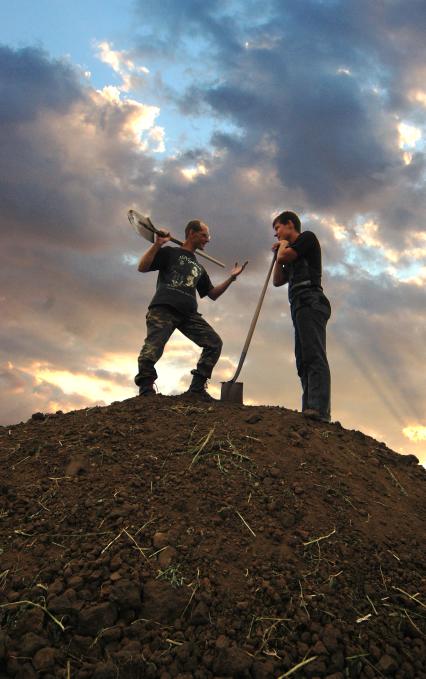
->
xmin=221 ymin=381 xmax=243 ymax=404
xmin=128 ymin=209 xmax=155 ymax=243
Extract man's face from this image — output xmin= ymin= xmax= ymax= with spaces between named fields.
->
xmin=191 ymin=224 xmax=210 ymax=250
xmin=274 ymin=220 xmax=292 ymax=241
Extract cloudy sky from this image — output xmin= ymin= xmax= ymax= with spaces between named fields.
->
xmin=1 ymin=0 xmax=425 ymax=462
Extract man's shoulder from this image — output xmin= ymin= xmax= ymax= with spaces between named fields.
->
xmin=299 ymin=230 xmax=318 ymax=241
xmin=159 ymin=245 xmax=181 ymax=261
xmin=295 ymin=230 xmax=320 ymax=248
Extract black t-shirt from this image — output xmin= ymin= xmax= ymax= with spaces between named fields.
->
xmin=148 ymin=246 xmax=214 ymax=315
xmin=283 ymin=231 xmax=323 ymax=300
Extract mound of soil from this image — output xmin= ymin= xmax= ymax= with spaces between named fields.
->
xmin=0 ymin=395 xmax=425 ymax=679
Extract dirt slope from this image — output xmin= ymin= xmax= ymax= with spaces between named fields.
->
xmin=0 ymin=395 xmax=425 ymax=679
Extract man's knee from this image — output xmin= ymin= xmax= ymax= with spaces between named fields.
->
xmin=205 ymin=330 xmax=222 ymax=352
xmin=139 ymin=340 xmax=162 ymax=363
xmin=296 ymin=363 xmax=305 ymax=379
xmin=212 ymin=333 xmax=223 ymax=356
xmin=303 ymin=353 xmax=329 ymax=375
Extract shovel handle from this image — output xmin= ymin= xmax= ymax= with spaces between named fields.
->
xmin=230 ymin=252 xmax=277 ymax=383
xmin=148 ymin=218 xmax=225 ymax=268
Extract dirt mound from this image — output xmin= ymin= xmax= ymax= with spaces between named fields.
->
xmin=0 ymin=395 xmax=425 ymax=678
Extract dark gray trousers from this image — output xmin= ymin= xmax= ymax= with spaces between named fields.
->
xmin=290 ymin=290 xmax=331 ymax=420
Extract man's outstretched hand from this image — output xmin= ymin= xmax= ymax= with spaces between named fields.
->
xmin=231 ymin=261 xmax=249 ymax=279
xmin=208 ymin=260 xmax=248 ymax=300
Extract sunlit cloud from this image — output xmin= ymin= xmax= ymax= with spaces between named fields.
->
xmin=403 ymin=425 xmax=426 ymax=443
xmin=405 ymin=247 xmax=426 ymax=261
xmin=309 ymin=213 xmax=348 ymax=241
xmin=404 ymin=232 xmax=426 ymax=262
xmin=93 ymin=40 xmax=164 ymax=152
xmin=33 ymin=363 xmax=133 ymax=403
xmin=181 ymin=163 xmax=208 ymax=181
xmin=354 ymin=219 xmax=399 ymax=262
xmin=397 ymin=121 xmax=422 ymax=164
xmin=97 ymin=84 xmax=122 ymax=103
xmin=93 ymin=89 xmax=165 ymax=152
xmin=408 ymin=90 xmax=426 ymax=107
xmin=95 ymin=40 xmax=149 ymax=92
xmin=398 ymin=121 xmax=422 ymax=149
xmin=398 ymin=266 xmax=426 ymax=287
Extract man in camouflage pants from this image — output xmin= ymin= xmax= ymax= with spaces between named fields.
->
xmin=135 ymin=220 xmax=247 ymax=400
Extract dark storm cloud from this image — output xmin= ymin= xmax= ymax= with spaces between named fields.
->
xmin=0 ymin=45 xmax=84 ymax=123
xmin=134 ymin=0 xmax=425 ymax=244
xmin=133 ymin=0 xmax=241 ymax=60
xmin=0 ymin=45 xmax=157 ymax=251
xmin=206 ymin=74 xmax=396 ymax=207
xmin=0 ymin=116 xmax=155 ymax=251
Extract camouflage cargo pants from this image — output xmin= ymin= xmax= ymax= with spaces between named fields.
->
xmin=135 ymin=305 xmax=223 ymax=386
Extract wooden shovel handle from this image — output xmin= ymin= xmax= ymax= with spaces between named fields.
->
xmin=147 ymin=218 xmax=225 ymax=268
xmin=230 ymin=252 xmax=277 ymax=383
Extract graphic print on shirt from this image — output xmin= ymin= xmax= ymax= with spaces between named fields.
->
xmin=168 ymin=254 xmax=203 ymax=292
xmin=149 ymin=246 xmax=213 ymax=315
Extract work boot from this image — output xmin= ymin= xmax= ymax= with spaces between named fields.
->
xmin=303 ymin=408 xmax=330 ymax=423
xmin=138 ymin=378 xmax=156 ymax=397
xmin=185 ymin=372 xmax=216 ymax=402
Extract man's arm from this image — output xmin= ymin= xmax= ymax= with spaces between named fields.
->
xmin=276 ymin=240 xmax=298 ymax=265
xmin=273 ymin=261 xmax=289 ymax=287
xmin=137 ymin=233 xmax=171 ymax=272
xmin=207 ymin=261 xmax=248 ymax=301
xmin=272 ymin=240 xmax=293 ymax=286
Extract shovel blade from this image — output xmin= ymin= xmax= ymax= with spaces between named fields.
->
xmin=128 ymin=209 xmax=155 ymax=243
xmin=221 ymin=381 xmax=243 ymax=404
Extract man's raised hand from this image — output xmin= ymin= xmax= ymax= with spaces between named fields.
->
xmin=231 ymin=261 xmax=249 ymax=279
xmin=155 ymin=230 xmax=171 ymax=247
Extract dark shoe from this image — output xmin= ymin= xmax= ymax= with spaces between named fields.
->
xmin=185 ymin=389 xmax=216 ymax=402
xmin=303 ymin=408 xmax=330 ymax=423
xmin=138 ymin=378 xmax=156 ymax=396
xmin=185 ymin=372 xmax=216 ymax=402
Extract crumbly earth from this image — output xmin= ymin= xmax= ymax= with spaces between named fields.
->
xmin=0 ymin=395 xmax=425 ymax=679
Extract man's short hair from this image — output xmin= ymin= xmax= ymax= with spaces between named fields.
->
xmin=273 ymin=211 xmax=301 ymax=233
xmin=185 ymin=219 xmax=206 ymax=238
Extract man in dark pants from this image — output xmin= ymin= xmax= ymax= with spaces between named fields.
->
xmin=272 ymin=211 xmax=331 ymax=422
xmin=135 ymin=219 xmax=247 ymax=400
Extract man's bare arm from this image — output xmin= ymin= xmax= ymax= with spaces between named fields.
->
xmin=137 ymin=233 xmax=170 ymax=272
xmin=208 ymin=276 xmax=236 ymax=300
xmin=271 ymin=240 xmax=296 ymax=285
xmin=208 ymin=261 xmax=248 ymax=300
xmin=273 ymin=262 xmax=289 ymax=287
xmin=277 ymin=242 xmax=298 ymax=265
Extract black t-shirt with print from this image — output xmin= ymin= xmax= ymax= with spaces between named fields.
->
xmin=148 ymin=246 xmax=214 ymax=315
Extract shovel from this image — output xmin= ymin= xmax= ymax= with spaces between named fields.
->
xmin=128 ymin=209 xmax=226 ymax=268
xmin=221 ymin=252 xmax=277 ymax=403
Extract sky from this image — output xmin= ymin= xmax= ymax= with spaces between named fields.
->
xmin=0 ymin=0 xmax=425 ymax=463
